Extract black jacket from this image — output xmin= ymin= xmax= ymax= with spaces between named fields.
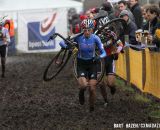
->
xmin=150 ymin=17 xmax=160 ymax=35
xmin=151 ymin=18 xmax=160 ymax=48
xmin=130 ymin=3 xmax=143 ymax=29
xmin=143 ymin=17 xmax=160 ymax=49
xmin=127 ymin=19 xmax=138 ymax=45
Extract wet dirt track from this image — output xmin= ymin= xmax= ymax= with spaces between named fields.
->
xmin=0 ymin=53 xmax=159 ymax=130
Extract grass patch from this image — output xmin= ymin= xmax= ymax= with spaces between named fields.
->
xmin=115 ymin=78 xmax=134 ymax=93
xmin=115 ymin=78 xmax=126 ymax=86
xmin=149 ymin=110 xmax=160 ymax=119
xmin=150 ymin=103 xmax=160 ymax=109
xmin=135 ymin=94 xmax=152 ymax=103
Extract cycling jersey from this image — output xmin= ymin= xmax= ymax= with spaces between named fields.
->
xmin=104 ymin=39 xmax=123 ymax=55
xmin=74 ymin=34 xmax=106 ymax=60
xmin=0 ymin=27 xmax=10 ymax=46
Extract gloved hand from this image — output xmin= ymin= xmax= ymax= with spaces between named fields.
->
xmin=59 ymin=41 xmax=68 ymax=49
xmin=111 ymin=53 xmax=119 ymax=60
xmin=93 ymin=56 xmax=100 ymax=62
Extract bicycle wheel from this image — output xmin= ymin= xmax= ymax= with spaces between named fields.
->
xmin=43 ymin=48 xmax=72 ymax=81
xmin=72 ymin=52 xmax=105 ymax=84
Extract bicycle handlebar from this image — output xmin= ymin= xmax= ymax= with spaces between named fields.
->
xmin=51 ymin=33 xmax=74 ymax=45
xmin=47 ymin=33 xmax=80 ymax=50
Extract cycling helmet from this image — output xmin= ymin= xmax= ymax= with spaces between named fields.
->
xmin=98 ymin=16 xmax=110 ymax=27
xmin=81 ymin=19 xmax=94 ymax=29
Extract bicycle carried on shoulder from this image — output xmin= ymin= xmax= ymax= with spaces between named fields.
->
xmin=43 ymin=18 xmax=127 ymax=83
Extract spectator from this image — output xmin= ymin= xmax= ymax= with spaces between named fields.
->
xmin=101 ymin=1 xmax=116 ymax=20
xmin=67 ymin=8 xmax=81 ymax=35
xmin=145 ymin=4 xmax=160 ymax=50
xmin=68 ymin=8 xmax=77 ymax=25
xmin=85 ymin=10 xmax=95 ymax=19
xmin=70 ymin=14 xmax=81 ymax=34
xmin=113 ymin=4 xmax=121 ymax=18
xmin=119 ymin=10 xmax=138 ymax=46
xmin=118 ymin=0 xmax=135 ymax=22
xmin=141 ymin=4 xmax=150 ymax=30
xmin=129 ymin=0 xmax=143 ymax=29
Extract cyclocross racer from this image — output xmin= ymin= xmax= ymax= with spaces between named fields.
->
xmin=59 ymin=18 xmax=106 ymax=112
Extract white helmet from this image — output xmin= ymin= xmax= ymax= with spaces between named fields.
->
xmin=98 ymin=16 xmax=110 ymax=27
xmin=81 ymin=19 xmax=94 ymax=29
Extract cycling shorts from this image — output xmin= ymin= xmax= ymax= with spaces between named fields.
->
xmin=77 ymin=58 xmax=97 ymax=80
xmin=0 ymin=45 xmax=7 ymax=58
xmin=105 ymin=55 xmax=115 ymax=75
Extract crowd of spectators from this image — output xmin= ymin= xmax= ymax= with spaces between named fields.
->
xmin=68 ymin=0 xmax=160 ymax=51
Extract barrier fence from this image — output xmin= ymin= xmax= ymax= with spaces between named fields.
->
xmin=115 ymin=47 xmax=160 ymax=99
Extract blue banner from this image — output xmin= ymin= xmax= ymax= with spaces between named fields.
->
xmin=27 ymin=22 xmax=55 ymax=50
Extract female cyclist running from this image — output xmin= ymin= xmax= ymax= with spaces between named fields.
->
xmin=59 ymin=18 xmax=106 ymax=112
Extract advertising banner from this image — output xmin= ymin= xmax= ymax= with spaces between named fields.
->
xmin=17 ymin=8 xmax=67 ymax=52
xmin=27 ymin=13 xmax=56 ymax=50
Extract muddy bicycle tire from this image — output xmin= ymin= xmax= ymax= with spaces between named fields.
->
xmin=95 ymin=18 xmax=127 ymax=43
xmin=43 ymin=49 xmax=72 ymax=81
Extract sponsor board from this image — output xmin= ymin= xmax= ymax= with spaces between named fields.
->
xmin=27 ymin=13 xmax=56 ymax=50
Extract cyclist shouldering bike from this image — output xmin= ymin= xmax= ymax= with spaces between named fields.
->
xmin=59 ymin=18 xmax=107 ymax=112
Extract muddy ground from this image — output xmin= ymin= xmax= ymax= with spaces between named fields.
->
xmin=0 ymin=53 xmax=159 ymax=130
